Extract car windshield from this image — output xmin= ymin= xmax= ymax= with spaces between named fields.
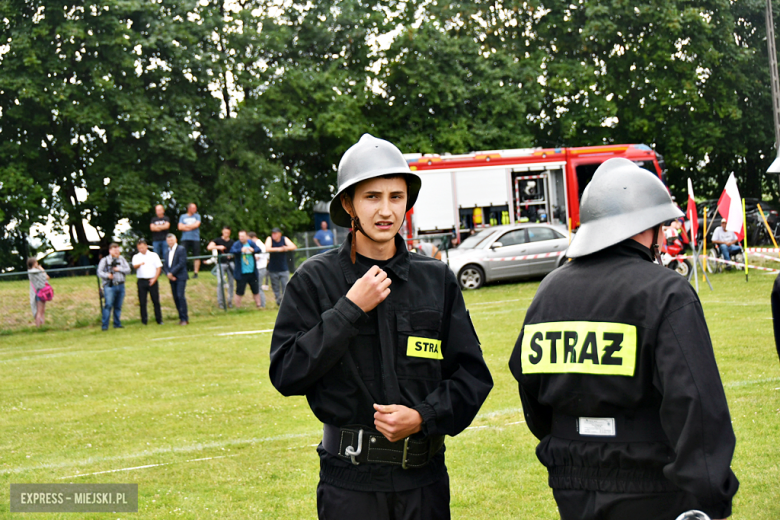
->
xmin=458 ymin=229 xmax=497 ymax=250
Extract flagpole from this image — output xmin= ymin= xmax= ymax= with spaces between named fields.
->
xmin=757 ymin=203 xmax=779 ymax=248
xmin=691 ymin=238 xmax=700 ymax=292
xmin=743 ymin=198 xmax=749 ymax=282
xmin=695 ymin=242 xmax=714 ymax=291
xmin=687 ymin=178 xmax=700 ymax=292
xmin=689 ymin=204 xmax=700 ymax=293
xmin=702 ymin=206 xmax=708 ymax=280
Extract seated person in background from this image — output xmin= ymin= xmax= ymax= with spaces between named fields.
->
xmin=711 ymin=219 xmax=742 ymax=263
xmin=413 ymin=239 xmax=442 ymax=260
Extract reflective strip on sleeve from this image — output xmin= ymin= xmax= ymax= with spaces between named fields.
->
xmin=521 ymin=321 xmax=637 ymax=376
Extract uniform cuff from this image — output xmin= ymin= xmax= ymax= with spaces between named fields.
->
xmin=334 ymin=296 xmax=367 ymax=324
xmin=413 ymin=402 xmax=437 ymax=437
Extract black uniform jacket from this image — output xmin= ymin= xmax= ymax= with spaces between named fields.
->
xmin=509 ymin=240 xmax=738 ymax=519
xmin=269 ymin=234 xmax=493 ymax=492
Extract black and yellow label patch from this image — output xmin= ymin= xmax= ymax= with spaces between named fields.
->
xmin=521 ymin=321 xmax=637 ymax=376
xmin=407 ymin=337 xmax=443 ymax=360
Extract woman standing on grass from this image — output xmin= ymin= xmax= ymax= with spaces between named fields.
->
xmin=27 ymin=257 xmax=49 ymax=327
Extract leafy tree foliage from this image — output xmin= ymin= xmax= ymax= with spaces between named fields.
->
xmin=2 ymin=0 xmax=780 ymax=265
xmin=430 ymin=0 xmax=776 ymax=199
xmin=371 ymin=21 xmax=538 ymax=153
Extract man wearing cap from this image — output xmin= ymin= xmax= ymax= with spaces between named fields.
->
xmin=508 ymin=158 xmax=738 ymax=520
xmin=265 ymin=227 xmax=297 ymax=306
xmin=269 ymin=134 xmax=493 ymax=519
xmin=711 ymin=219 xmax=742 ymax=267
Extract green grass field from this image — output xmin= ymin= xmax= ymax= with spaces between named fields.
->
xmin=1 ymin=270 xmax=778 ymax=519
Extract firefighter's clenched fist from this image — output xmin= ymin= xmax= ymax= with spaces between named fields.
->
xmin=346 ymin=265 xmax=391 ymax=312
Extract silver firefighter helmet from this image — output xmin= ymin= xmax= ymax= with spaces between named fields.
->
xmin=567 ymin=157 xmax=683 ymax=258
xmin=329 ymin=134 xmax=422 ymax=228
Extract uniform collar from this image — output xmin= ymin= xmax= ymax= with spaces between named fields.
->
xmin=338 ymin=232 xmax=410 ymax=284
xmin=603 ymin=239 xmax=655 ymax=262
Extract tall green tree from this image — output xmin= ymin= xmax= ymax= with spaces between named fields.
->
xmin=370 ymin=20 xmax=539 ymax=153
xmin=426 ymin=0 xmax=775 ymax=200
xmin=0 ymin=0 xmax=215 ymax=249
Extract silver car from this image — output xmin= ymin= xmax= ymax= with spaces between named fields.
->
xmin=446 ymin=224 xmax=569 ymax=289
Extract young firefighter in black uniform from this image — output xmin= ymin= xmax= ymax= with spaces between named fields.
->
xmin=509 ymin=159 xmax=739 ymax=520
xmin=269 ymin=134 xmax=493 ymax=520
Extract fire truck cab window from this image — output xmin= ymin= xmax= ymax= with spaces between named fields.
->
xmin=575 ymin=163 xmax=600 ymax=200
xmin=635 ymin=160 xmax=660 ymax=177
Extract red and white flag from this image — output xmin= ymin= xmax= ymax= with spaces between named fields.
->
xmin=716 ymin=173 xmax=745 ymax=240
xmin=687 ymin=178 xmax=699 ymax=247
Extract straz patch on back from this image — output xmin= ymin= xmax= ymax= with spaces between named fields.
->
xmin=407 ymin=337 xmax=444 ymax=360
xmin=521 ymin=321 xmax=637 ymax=376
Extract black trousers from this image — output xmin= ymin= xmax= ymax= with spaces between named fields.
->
xmin=553 ymin=489 xmax=703 ymax=520
xmin=137 ymin=278 xmax=162 ymax=324
xmin=170 ymin=279 xmax=188 ymax=322
xmin=316 ymin=474 xmax=450 ymax=520
xmin=773 ymin=273 xmax=780 ymax=363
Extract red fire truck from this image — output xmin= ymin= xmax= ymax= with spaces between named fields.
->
xmin=402 ymin=144 xmax=666 ymax=240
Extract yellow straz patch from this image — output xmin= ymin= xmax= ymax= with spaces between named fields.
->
xmin=521 ymin=321 xmax=637 ymax=376
xmin=407 ymin=337 xmax=444 ymax=360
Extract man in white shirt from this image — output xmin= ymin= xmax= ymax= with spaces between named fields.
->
xmin=711 ymin=219 xmax=742 ymax=263
xmin=132 ymin=238 xmax=164 ymax=325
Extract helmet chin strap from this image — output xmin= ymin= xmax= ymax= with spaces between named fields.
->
xmin=345 ymin=198 xmax=378 ymax=264
xmin=653 ymin=224 xmax=664 ymax=265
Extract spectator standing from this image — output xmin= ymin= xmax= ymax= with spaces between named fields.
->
xmin=711 ymin=219 xmax=742 ymax=265
xmin=265 ymin=227 xmax=297 ymax=306
xmin=207 ymin=226 xmax=235 ymax=310
xmin=27 ymin=257 xmax=50 ymax=327
xmin=248 ymin=232 xmax=268 ymax=307
xmin=230 ymin=230 xmax=264 ymax=308
xmin=313 ymin=220 xmax=335 ymax=253
xmin=97 ymin=243 xmax=131 ymax=331
xmin=164 ymin=233 xmax=189 ymax=325
xmin=178 ymin=202 xmax=202 ymax=278
xmin=150 ymin=204 xmax=171 ymax=260
xmin=132 ymin=238 xmax=163 ymax=325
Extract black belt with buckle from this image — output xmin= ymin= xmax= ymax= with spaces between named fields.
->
xmin=322 ymin=424 xmax=444 ymax=469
